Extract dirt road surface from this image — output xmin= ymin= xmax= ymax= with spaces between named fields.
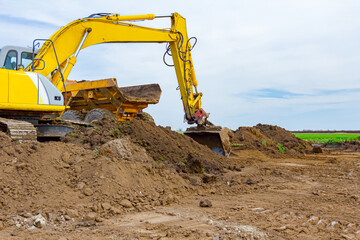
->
xmin=0 ymin=121 xmax=359 ymax=239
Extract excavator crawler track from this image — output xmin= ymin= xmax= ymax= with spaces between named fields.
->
xmin=0 ymin=117 xmax=37 ymax=141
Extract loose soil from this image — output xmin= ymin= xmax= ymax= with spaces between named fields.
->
xmin=233 ymin=124 xmax=313 ymax=158
xmin=62 ymin=119 xmax=226 ymax=173
xmin=0 ymin=120 xmax=359 ymax=239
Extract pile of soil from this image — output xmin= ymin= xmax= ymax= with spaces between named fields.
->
xmin=233 ymin=124 xmax=312 ymax=157
xmin=0 ymin=119 xmax=317 ymax=232
xmin=1 ymin=121 xmax=359 ymax=239
xmin=0 ymin=118 xmax=232 ymax=227
xmin=0 ymin=119 xmax=230 ymax=230
xmin=0 ymin=138 xmax=198 ymax=229
xmin=62 ymin=119 xmax=226 ymax=174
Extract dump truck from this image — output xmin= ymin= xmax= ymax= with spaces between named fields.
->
xmin=61 ymin=78 xmax=161 ymax=123
xmin=0 ymin=13 xmax=231 ymax=154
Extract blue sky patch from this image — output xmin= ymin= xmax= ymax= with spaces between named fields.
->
xmin=252 ymin=88 xmax=304 ymax=99
xmin=319 ymin=88 xmax=360 ymax=95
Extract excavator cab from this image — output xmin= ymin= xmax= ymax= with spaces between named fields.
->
xmin=0 ymin=46 xmax=37 ymax=70
xmin=0 ymin=46 xmax=72 ymax=140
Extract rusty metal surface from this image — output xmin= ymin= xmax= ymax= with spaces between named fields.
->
xmin=185 ymin=125 xmax=223 ymax=133
xmin=118 ymin=83 xmax=162 ymax=104
xmin=65 ymin=79 xmax=162 ymax=107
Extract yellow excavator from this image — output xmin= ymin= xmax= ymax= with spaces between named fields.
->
xmin=0 ymin=12 xmax=230 ymax=154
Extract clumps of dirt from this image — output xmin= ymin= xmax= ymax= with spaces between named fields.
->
xmin=233 ymin=124 xmax=312 ymax=157
xmin=0 ymin=119 xmax=316 ymax=230
xmin=61 ymin=119 xmax=122 ymax=148
xmin=0 ymin=131 xmax=12 ymax=145
xmin=0 ymin=118 xmax=230 ymax=230
xmin=0 ymin=140 xmax=192 ymax=228
xmin=62 ymin=119 xmax=226 ymax=174
xmin=256 ymin=124 xmax=312 ymax=153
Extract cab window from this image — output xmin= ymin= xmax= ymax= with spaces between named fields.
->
xmin=4 ymin=50 xmax=17 ymax=70
xmin=21 ymin=52 xmax=33 ymax=68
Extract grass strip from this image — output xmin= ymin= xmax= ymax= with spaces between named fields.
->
xmin=294 ymin=133 xmax=360 ymax=143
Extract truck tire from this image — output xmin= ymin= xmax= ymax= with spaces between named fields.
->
xmin=84 ymin=108 xmax=117 ymax=123
xmin=60 ymin=110 xmax=85 ymax=121
xmin=138 ymin=112 xmax=155 ymax=124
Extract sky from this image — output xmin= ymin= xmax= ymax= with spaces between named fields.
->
xmin=1 ymin=0 xmax=360 ymax=131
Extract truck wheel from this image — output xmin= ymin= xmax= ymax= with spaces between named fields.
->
xmin=60 ymin=110 xmax=85 ymax=121
xmin=84 ymin=108 xmax=117 ymax=123
xmin=138 ymin=112 xmax=155 ymax=124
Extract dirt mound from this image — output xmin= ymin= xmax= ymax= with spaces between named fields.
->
xmin=62 ymin=119 xmax=226 ymax=174
xmin=0 ymin=118 xmax=231 ymax=223
xmin=2 ymin=118 xmax=358 ymax=239
xmin=256 ymin=124 xmax=312 ymax=153
xmin=0 ymin=118 xmax=231 ymax=231
xmin=233 ymin=124 xmax=312 ymax=157
xmin=0 ymin=140 xmax=193 ymax=228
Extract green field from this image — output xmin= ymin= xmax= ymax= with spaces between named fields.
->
xmin=294 ymin=133 xmax=360 ymax=143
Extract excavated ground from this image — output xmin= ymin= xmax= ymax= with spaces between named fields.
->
xmin=0 ymin=120 xmax=359 ymax=240
xmin=232 ymin=124 xmax=313 ymax=158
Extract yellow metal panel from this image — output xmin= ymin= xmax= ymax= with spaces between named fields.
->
xmin=32 ymin=16 xmax=175 ymax=80
xmin=65 ymin=78 xmax=117 ymax=91
xmin=0 ymin=69 xmax=9 ymax=103
xmin=0 ymin=102 xmax=65 ymax=112
xmin=106 ymin=14 xmax=155 ymax=22
xmin=9 ymin=71 xmax=38 ymax=104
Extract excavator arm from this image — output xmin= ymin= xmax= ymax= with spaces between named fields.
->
xmin=27 ymin=12 xmax=207 ymax=125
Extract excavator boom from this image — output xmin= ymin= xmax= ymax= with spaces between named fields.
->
xmin=0 ymin=12 xmax=230 ymax=154
xmin=28 ymin=12 xmax=204 ymax=125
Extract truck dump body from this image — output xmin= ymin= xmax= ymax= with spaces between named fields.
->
xmin=118 ymin=84 xmax=162 ymax=104
xmin=64 ymin=78 xmax=162 ymax=121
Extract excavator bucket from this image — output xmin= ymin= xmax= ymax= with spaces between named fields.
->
xmin=184 ymin=126 xmax=232 ymax=156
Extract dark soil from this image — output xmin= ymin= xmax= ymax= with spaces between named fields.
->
xmin=233 ymin=123 xmax=312 ymax=157
xmin=62 ymin=119 xmax=226 ymax=174
xmin=0 ymin=139 xmax=191 ymax=225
